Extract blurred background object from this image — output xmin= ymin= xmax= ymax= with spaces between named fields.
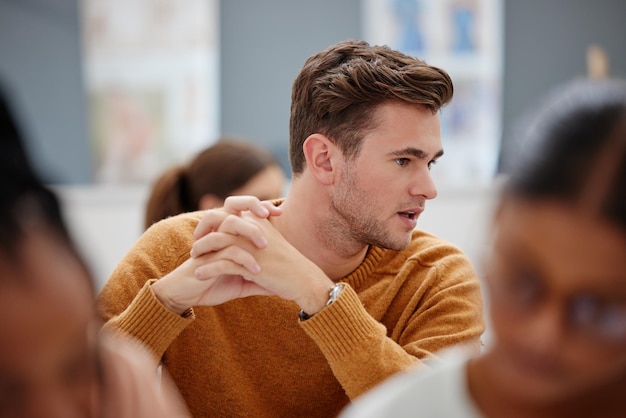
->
xmin=587 ymin=44 xmax=609 ymax=80
xmin=82 ymin=0 xmax=219 ymax=184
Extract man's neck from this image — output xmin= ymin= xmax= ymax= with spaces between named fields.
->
xmin=273 ymin=181 xmax=368 ymax=281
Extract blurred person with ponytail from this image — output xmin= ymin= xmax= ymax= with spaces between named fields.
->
xmin=144 ymin=138 xmax=286 ymax=230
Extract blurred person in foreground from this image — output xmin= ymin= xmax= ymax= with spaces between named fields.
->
xmin=97 ymin=39 xmax=485 ymax=417
xmin=144 ymin=138 xmax=286 ymax=230
xmin=0 ymin=88 xmax=189 ymax=418
xmin=341 ymin=78 xmax=626 ymax=418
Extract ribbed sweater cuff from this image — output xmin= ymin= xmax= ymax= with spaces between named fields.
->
xmin=299 ymin=284 xmax=385 ymax=361
xmin=104 ymin=279 xmax=195 ymax=359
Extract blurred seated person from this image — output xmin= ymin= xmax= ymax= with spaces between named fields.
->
xmin=341 ymin=78 xmax=626 ymax=418
xmin=0 ymin=86 xmax=189 ymax=418
xmin=144 ymin=138 xmax=286 ymax=229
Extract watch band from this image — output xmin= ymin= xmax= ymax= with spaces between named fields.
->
xmin=298 ymin=283 xmax=345 ymax=321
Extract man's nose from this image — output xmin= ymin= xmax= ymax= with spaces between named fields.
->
xmin=410 ymin=167 xmax=438 ymax=200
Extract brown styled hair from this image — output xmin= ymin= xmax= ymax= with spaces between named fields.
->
xmin=144 ymin=138 xmax=280 ymax=229
xmin=289 ymin=39 xmax=454 ymax=176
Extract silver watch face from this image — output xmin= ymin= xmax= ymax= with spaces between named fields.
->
xmin=299 ymin=284 xmax=345 ymax=321
xmin=327 ymin=283 xmax=345 ymax=306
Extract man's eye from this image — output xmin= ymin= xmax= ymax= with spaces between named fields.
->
xmin=395 ymin=158 xmax=409 ymax=166
xmin=428 ymin=159 xmax=438 ymax=170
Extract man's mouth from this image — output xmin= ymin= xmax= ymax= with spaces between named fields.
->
xmin=398 ymin=206 xmax=424 ymax=220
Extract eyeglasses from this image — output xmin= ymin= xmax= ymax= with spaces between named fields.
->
xmin=486 ymin=252 xmax=626 ymax=346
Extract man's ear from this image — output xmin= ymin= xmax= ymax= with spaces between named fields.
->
xmin=302 ymin=134 xmax=338 ymax=185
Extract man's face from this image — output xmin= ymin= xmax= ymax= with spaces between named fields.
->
xmin=328 ymin=101 xmax=442 ymax=251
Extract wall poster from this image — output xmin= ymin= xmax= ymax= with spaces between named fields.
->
xmin=81 ymin=0 xmax=219 ymax=183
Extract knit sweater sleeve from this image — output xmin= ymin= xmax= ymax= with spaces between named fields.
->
xmin=299 ymin=243 xmax=484 ymax=400
xmin=96 ymin=213 xmax=200 ymax=361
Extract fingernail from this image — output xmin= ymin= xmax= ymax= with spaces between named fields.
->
xmin=250 ymin=264 xmax=261 ymax=274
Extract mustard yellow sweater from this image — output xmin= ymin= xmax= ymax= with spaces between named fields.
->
xmin=97 ymin=211 xmax=484 ymax=418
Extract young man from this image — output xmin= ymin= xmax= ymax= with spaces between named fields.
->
xmin=98 ymin=40 xmax=485 ymax=417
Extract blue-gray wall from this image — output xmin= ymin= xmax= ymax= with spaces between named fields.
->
xmin=220 ymin=0 xmax=361 ymax=174
xmin=499 ymin=0 xmax=626 ymax=171
xmin=0 ymin=0 xmax=90 ymax=183
xmin=1 ymin=0 xmax=625 ymax=183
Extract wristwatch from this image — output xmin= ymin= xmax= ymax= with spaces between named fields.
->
xmin=298 ymin=283 xmax=345 ymax=321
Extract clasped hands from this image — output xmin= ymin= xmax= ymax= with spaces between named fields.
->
xmin=151 ymin=196 xmax=334 ymax=316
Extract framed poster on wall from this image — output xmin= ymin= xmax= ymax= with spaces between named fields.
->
xmin=81 ymin=0 xmax=219 ymax=183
